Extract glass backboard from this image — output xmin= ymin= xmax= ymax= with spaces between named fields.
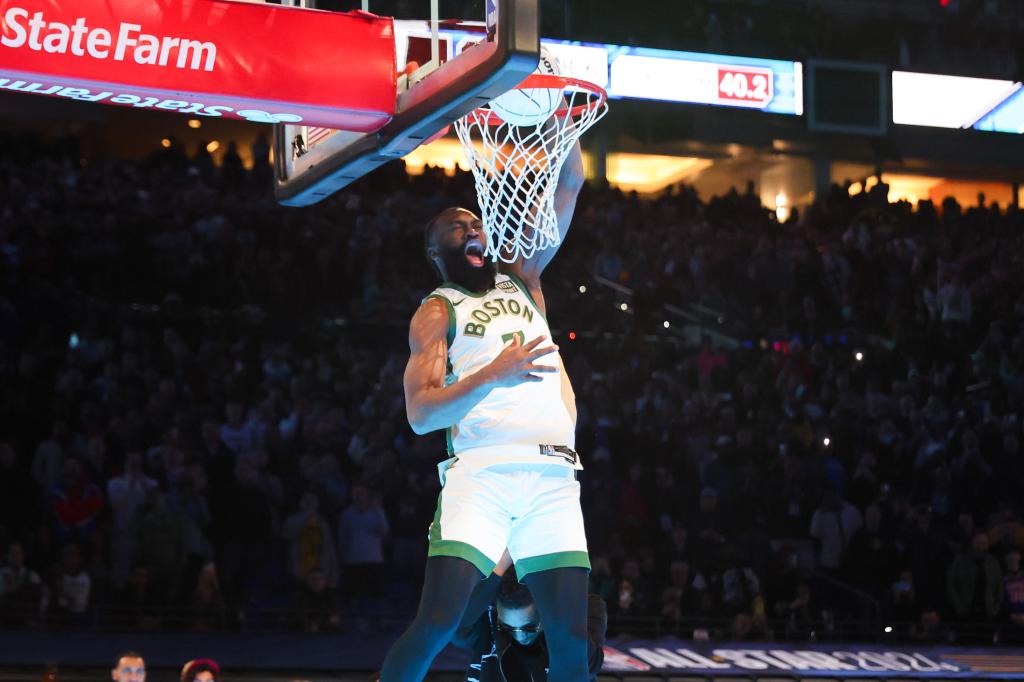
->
xmin=274 ymin=0 xmax=539 ymax=206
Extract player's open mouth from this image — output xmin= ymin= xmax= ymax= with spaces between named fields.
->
xmin=465 ymin=241 xmax=485 ymax=267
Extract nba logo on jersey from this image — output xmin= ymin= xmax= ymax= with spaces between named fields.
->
xmin=486 ymin=0 xmax=498 ymax=35
xmin=496 ymin=279 xmax=519 ymax=293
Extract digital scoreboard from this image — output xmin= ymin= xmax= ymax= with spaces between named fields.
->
xmin=601 ymin=44 xmax=800 ymax=115
xmin=395 ymin=23 xmax=804 ymax=117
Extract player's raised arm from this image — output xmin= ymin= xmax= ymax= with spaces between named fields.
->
xmin=500 ymin=140 xmax=584 ymax=288
xmin=403 ymin=299 xmax=560 ymax=435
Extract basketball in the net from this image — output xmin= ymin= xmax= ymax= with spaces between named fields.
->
xmin=488 ymin=46 xmax=562 ymax=127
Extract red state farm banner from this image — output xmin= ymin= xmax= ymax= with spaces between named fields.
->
xmin=0 ymin=0 xmax=397 ymax=130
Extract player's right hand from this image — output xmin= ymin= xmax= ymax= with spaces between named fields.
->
xmin=483 ymin=335 xmax=559 ymax=388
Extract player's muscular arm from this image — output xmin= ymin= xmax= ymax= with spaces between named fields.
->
xmin=500 ymin=140 xmax=584 ymax=293
xmin=404 ymin=299 xmax=560 ymax=435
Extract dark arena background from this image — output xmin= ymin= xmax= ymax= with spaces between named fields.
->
xmin=2 ymin=0 xmax=1024 ymax=680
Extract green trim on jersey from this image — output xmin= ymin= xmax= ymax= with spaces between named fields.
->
xmin=427 ymin=491 xmax=493 ymax=575
xmin=424 ymin=294 xmax=456 ymax=347
xmin=445 ymin=427 xmax=454 ymax=456
xmin=502 ymin=272 xmax=547 ymax=322
xmin=514 ymin=550 xmax=591 ymax=581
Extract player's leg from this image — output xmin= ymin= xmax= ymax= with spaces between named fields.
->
xmin=382 ymin=465 xmax=511 ymax=680
xmin=522 ymin=566 xmax=590 ymax=681
xmin=379 ymin=555 xmax=482 ymax=682
xmin=452 ymin=569 xmax=504 ymax=647
xmin=508 ymin=465 xmax=592 ymax=681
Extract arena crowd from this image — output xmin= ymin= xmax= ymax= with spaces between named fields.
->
xmin=1 ymin=130 xmax=1023 ymax=648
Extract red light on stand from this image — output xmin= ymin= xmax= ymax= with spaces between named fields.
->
xmin=568 ymin=331 xmax=577 ymax=341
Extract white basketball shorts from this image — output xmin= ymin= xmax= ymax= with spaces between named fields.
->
xmin=427 ymin=461 xmax=590 ymax=580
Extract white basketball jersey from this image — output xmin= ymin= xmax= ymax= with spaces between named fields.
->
xmin=425 ymin=273 xmax=577 ymax=468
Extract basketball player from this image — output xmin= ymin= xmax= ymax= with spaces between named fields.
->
xmin=379 ymin=140 xmax=589 ymax=681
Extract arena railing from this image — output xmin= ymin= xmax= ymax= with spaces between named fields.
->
xmin=1 ymin=602 xmax=1013 ymax=645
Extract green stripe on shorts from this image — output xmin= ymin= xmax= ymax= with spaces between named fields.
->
xmin=428 ymin=540 xmax=495 ymax=576
xmin=427 ymin=491 xmax=494 ymax=576
xmin=428 ymin=492 xmax=443 ymax=544
xmin=515 ymin=551 xmax=591 ymax=581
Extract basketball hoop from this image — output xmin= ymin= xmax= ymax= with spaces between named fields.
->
xmin=454 ymin=74 xmax=608 ymax=264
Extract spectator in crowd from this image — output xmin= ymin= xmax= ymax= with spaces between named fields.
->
xmin=337 ymin=483 xmax=389 ymax=604
xmin=187 ymin=561 xmax=225 ymax=631
xmin=111 ymin=651 xmax=146 ymax=682
xmin=180 ymin=658 xmax=220 ymax=682
xmin=946 ymin=532 xmax=1003 ymax=622
xmin=1001 ymin=549 xmax=1024 ymax=631
xmin=593 ymin=239 xmax=625 ymax=283
xmin=809 ymin=488 xmax=863 ymax=573
xmin=613 ymin=576 xmax=642 ymax=620
xmin=588 ymin=556 xmax=617 ymax=606
xmin=616 ymin=558 xmax=652 ymax=617
xmin=888 ymin=569 xmax=922 ymax=627
xmin=32 ymin=420 xmax=76 ymax=491
xmin=846 ymin=503 xmax=896 ymax=597
xmin=0 ymin=543 xmax=47 ymax=626
xmin=198 ymin=420 xmax=235 ymax=483
xmin=214 ymin=455 xmax=274 ymax=620
xmin=219 ymin=401 xmax=257 ymax=456
xmin=691 ymin=487 xmax=729 ymax=571
xmin=658 ymin=525 xmax=693 ymax=568
xmin=777 ymin=582 xmax=815 ymax=635
xmin=52 ymin=543 xmax=91 ymax=625
xmin=284 ymin=491 xmax=338 ymax=631
xmin=696 ymin=336 xmax=728 ymax=391
xmin=721 ymin=554 xmax=762 ymax=616
xmin=107 ymin=452 xmax=158 ymax=587
xmin=899 ymin=505 xmax=949 ymax=612
xmin=284 ymin=492 xmax=337 ymax=585
xmin=165 ymin=465 xmax=214 ymax=586
xmin=766 ymin=546 xmax=813 ymax=626
xmin=50 ymin=458 xmax=104 ymax=544
xmin=128 ymin=491 xmax=185 ymax=597
xmin=658 ymin=559 xmax=706 ymax=622
xmin=115 ymin=565 xmax=164 ymax=631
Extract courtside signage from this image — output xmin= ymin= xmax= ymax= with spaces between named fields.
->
xmin=0 ymin=0 xmax=397 ymax=130
xmin=2 ymin=8 xmax=217 ymax=71
xmin=600 ymin=641 xmax=1024 ymax=678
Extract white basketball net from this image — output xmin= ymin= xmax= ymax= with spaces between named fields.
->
xmin=454 ymin=81 xmax=607 ymax=263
